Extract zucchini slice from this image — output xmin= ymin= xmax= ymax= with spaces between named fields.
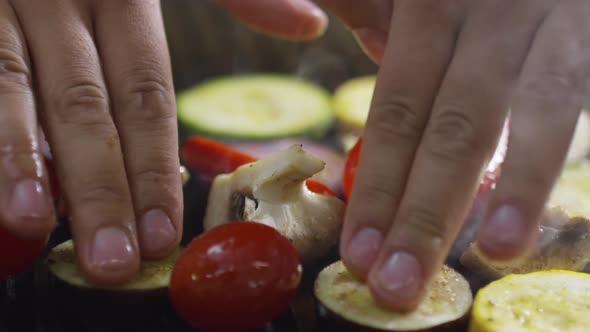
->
xmin=333 ymin=75 xmax=376 ymax=151
xmin=469 ymin=270 xmax=590 ymax=332
xmin=46 ymin=240 xmax=182 ymax=327
xmin=177 ymin=74 xmax=334 ymax=140
xmin=314 ymin=260 xmax=472 ymax=332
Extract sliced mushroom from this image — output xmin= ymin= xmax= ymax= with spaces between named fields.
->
xmin=203 ymin=144 xmax=346 ymax=263
xmin=460 ymin=217 xmax=590 ymax=279
xmin=461 ymin=159 xmax=590 ymax=278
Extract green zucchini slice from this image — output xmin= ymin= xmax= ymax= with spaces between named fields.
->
xmin=177 ymin=74 xmax=335 ymax=140
xmin=333 ymin=75 xmax=376 ymax=151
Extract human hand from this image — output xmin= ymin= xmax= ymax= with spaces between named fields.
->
xmin=0 ymin=0 xmax=182 ymax=285
xmin=217 ymin=0 xmax=590 ymax=310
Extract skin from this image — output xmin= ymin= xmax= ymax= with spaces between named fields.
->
xmin=216 ymin=0 xmax=590 ymax=311
xmin=3 ymin=0 xmax=588 ymax=313
xmin=0 ymin=0 xmax=183 ymax=286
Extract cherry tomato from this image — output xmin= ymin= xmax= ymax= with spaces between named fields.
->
xmin=181 ymin=135 xmax=335 ymax=197
xmin=342 ymin=137 xmax=362 ymax=200
xmin=0 ymin=228 xmax=45 ymax=280
xmin=169 ymin=222 xmax=302 ymax=332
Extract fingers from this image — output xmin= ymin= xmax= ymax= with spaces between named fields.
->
xmin=358 ymin=1 xmax=552 ymax=311
xmin=94 ymin=0 xmax=182 ymax=259
xmin=477 ymin=2 xmax=590 ymax=259
xmin=13 ymin=1 xmax=139 ymax=285
xmin=212 ymin=0 xmax=328 ymax=40
xmin=0 ymin=0 xmax=55 ymax=239
xmin=340 ymin=2 xmax=460 ymax=281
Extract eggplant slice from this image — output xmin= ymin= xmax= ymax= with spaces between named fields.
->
xmin=460 ymin=161 xmax=590 ymax=279
xmin=314 ymin=260 xmax=473 ymax=332
xmin=460 ymin=218 xmax=590 ymax=279
xmin=45 ymin=240 xmax=184 ymax=330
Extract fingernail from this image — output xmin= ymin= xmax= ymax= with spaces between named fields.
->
xmin=298 ymin=1 xmax=328 ymax=36
xmin=91 ymin=227 xmax=135 ymax=271
xmin=346 ymin=227 xmax=383 ymax=274
xmin=373 ymin=251 xmax=422 ymax=301
xmin=9 ymin=179 xmax=50 ymax=219
xmin=478 ymin=205 xmax=526 ymax=254
xmin=138 ymin=209 xmax=176 ymax=255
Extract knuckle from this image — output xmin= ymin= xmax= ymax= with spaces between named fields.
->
xmin=0 ymin=42 xmax=30 ymax=92
xmin=119 ymin=68 xmax=175 ymax=123
xmin=398 ymin=204 xmax=447 ymax=240
xmin=523 ymin=69 xmax=580 ymax=99
xmin=76 ymin=180 xmax=130 ymax=208
xmin=133 ymin=165 xmax=178 ymax=187
xmin=370 ymin=96 xmax=424 ymax=144
xmin=357 ymin=175 xmax=400 ymax=206
xmin=424 ymin=109 xmax=483 ymax=162
xmin=53 ymin=80 xmax=111 ymax=127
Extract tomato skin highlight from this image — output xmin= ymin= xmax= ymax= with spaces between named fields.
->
xmin=181 ymin=135 xmax=335 ymax=197
xmin=169 ymin=222 xmax=302 ymax=332
xmin=0 ymin=228 xmax=45 ymax=280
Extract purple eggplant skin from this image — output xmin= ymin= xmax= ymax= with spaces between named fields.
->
xmin=44 ymin=270 xmax=181 ymax=330
xmin=314 ymin=300 xmax=471 ymax=332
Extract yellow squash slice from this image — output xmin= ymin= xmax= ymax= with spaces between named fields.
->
xmin=470 ymin=270 xmax=590 ymax=332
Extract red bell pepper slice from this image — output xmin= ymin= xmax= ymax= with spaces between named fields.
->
xmin=181 ymin=136 xmax=336 ymax=197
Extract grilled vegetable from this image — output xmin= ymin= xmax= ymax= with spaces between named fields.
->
xmin=461 ymin=161 xmax=590 ymax=278
xmin=177 ymin=74 xmax=335 ymax=140
xmin=460 ymin=218 xmax=590 ymax=278
xmin=469 ymin=270 xmax=590 ymax=332
xmin=545 ymin=160 xmax=590 ymax=222
xmin=0 ymin=229 xmax=45 ymax=281
xmin=45 ymin=240 xmax=180 ymax=327
xmin=181 ymin=135 xmax=335 ymax=197
xmin=230 ymin=139 xmax=345 ymax=196
xmin=314 ymin=260 xmax=473 ymax=332
xmin=169 ymin=222 xmax=302 ymax=332
xmin=333 ymin=75 xmax=375 ymax=151
xmin=202 ymin=144 xmax=346 ymax=263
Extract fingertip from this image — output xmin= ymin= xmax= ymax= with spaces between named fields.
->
xmin=1 ymin=179 xmax=57 ymax=240
xmin=137 ymin=209 xmax=179 ymax=259
xmin=81 ymin=226 xmax=141 ymax=286
xmin=476 ymin=204 xmax=536 ymax=260
xmin=340 ymin=226 xmax=383 ymax=280
xmin=366 ymin=251 xmax=424 ymax=312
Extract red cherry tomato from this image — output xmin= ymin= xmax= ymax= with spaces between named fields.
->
xmin=169 ymin=222 xmax=302 ymax=332
xmin=342 ymin=137 xmax=362 ymax=200
xmin=0 ymin=228 xmax=45 ymax=280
